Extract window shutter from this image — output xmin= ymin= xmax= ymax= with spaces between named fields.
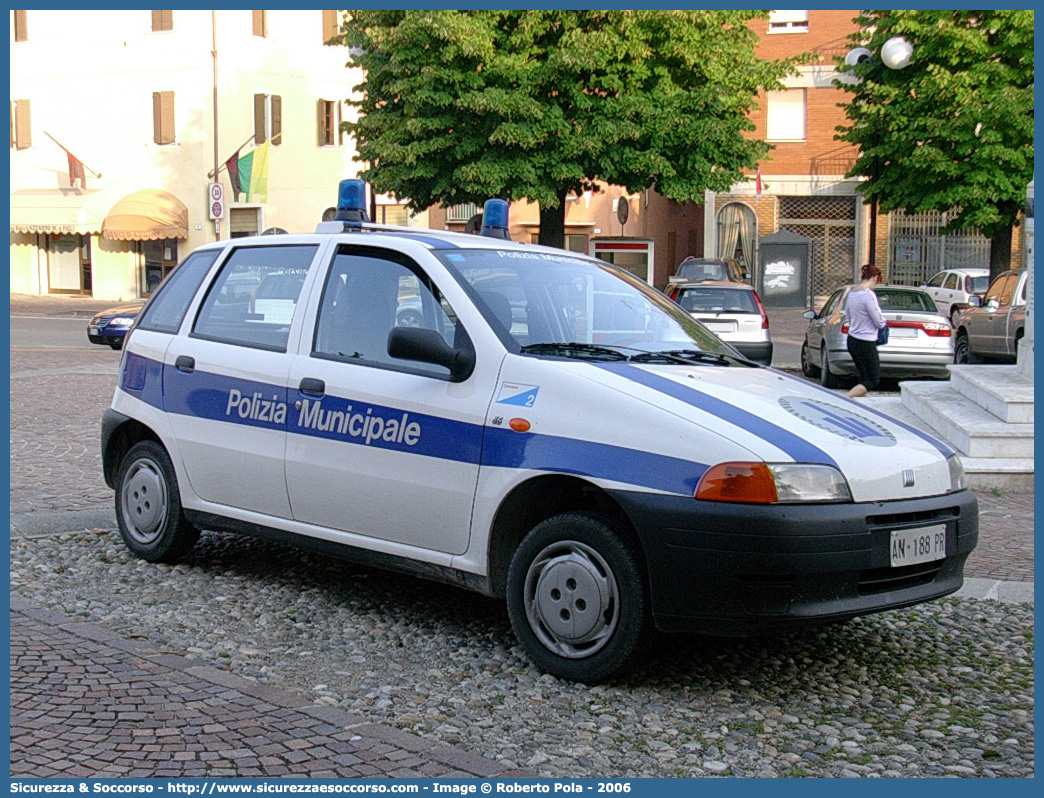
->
xmin=322 ymin=10 xmax=338 ymax=44
xmin=252 ymin=9 xmax=267 ymax=38
xmin=13 ymin=99 xmax=31 ymax=149
xmin=254 ymin=93 xmax=267 ymax=144
xmin=14 ymin=10 xmax=28 ymax=42
xmin=317 ymin=99 xmax=327 ymax=147
xmin=153 ymin=91 xmax=174 ymax=145
xmin=337 ymin=100 xmax=345 ymax=146
xmin=271 ymin=95 xmax=282 ymax=146
xmin=152 ymin=10 xmax=173 ymax=32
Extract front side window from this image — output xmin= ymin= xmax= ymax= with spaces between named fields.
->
xmin=137 ymin=249 xmax=221 ymax=334
xmin=438 ymin=249 xmax=731 ymax=360
xmin=926 ymin=272 xmax=946 ymax=288
xmin=192 ymin=245 xmax=317 ymax=350
xmin=986 ymin=273 xmax=1016 ymax=306
xmin=313 ymin=247 xmax=460 ymax=378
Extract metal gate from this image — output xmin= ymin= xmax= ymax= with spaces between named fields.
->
xmin=886 ymin=209 xmax=990 ymax=286
xmin=780 ymin=196 xmax=857 ymax=309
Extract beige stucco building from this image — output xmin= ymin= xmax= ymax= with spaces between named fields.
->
xmin=10 ymin=9 xmax=420 ymax=301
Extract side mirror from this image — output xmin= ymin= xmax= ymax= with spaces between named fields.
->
xmin=387 ymin=327 xmax=475 ymax=382
xmin=803 ymin=310 xmax=816 ymax=320
xmin=967 ymin=295 xmax=981 ymax=307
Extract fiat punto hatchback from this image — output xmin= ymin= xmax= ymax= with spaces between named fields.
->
xmin=102 ymin=181 xmax=978 ymax=683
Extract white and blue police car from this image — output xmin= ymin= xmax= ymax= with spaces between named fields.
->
xmin=103 ymin=180 xmax=978 ymax=683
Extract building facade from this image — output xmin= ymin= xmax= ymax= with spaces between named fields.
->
xmin=9 ymin=9 xmax=417 ymax=301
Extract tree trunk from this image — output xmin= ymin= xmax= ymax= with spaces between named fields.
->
xmin=989 ymin=221 xmax=1014 ymax=284
xmin=537 ymin=190 xmax=568 ymax=250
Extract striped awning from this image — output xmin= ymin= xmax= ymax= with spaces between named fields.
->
xmin=102 ymin=189 xmax=188 ymax=241
xmin=9 ymin=188 xmax=105 ymax=235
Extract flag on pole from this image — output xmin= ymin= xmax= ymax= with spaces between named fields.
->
xmin=224 ymin=149 xmax=243 ymax=200
xmin=237 ymin=142 xmax=271 ymax=203
xmin=755 ymin=167 xmax=762 ymax=204
xmin=67 ymin=151 xmax=87 ymax=189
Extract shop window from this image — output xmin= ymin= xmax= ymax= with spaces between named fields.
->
xmin=151 ymin=10 xmax=172 ymax=32
xmin=153 ymin=91 xmax=175 ymax=145
xmin=10 ymin=99 xmax=31 ymax=149
xmin=766 ymin=89 xmax=806 ymax=142
xmin=140 ymin=239 xmax=179 ymax=297
xmin=48 ymin=234 xmax=92 ymax=294
xmin=565 ymin=234 xmax=588 ymax=254
xmin=252 ymin=10 xmax=268 ymax=38
xmin=254 ymin=93 xmax=282 ymax=145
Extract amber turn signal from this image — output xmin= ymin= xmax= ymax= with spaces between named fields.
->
xmin=694 ymin=462 xmax=778 ymax=503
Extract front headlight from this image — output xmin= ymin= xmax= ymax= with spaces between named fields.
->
xmin=109 ymin=316 xmax=135 ymax=328
xmin=947 ymin=454 xmax=967 ymax=492
xmin=695 ymin=462 xmax=852 ymax=504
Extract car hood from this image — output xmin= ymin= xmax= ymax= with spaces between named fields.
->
xmin=573 ymin=362 xmax=957 ymax=503
xmin=95 ymin=304 xmax=144 ymax=318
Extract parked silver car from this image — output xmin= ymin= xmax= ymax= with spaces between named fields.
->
xmin=952 ymin=269 xmax=1027 ymax=363
xmin=921 ymin=267 xmax=990 ymax=325
xmin=802 ymin=286 xmax=953 ymax=387
xmin=669 ymin=280 xmax=772 ymax=365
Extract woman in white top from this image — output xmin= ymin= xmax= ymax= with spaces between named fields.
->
xmin=845 ymin=264 xmax=887 ymax=398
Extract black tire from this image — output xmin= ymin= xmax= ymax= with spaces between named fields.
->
xmin=115 ymin=441 xmax=200 ymax=563
xmin=110 ymin=342 xmax=123 ymax=351
xmin=819 ymin=344 xmax=839 ymax=388
xmin=506 ymin=512 xmax=651 ymax=684
xmin=953 ymin=332 xmax=982 ymax=364
xmin=800 ymin=341 xmax=821 ymax=378
xmin=950 ymin=306 xmax=962 ymax=327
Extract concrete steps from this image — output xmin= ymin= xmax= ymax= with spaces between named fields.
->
xmin=860 ymin=365 xmax=1034 ymax=492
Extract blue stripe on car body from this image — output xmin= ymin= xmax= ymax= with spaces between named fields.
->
xmin=596 ymin=363 xmax=839 ymax=468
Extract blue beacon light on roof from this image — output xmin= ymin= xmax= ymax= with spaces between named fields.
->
xmin=334 ymin=179 xmax=369 ymax=223
xmin=480 ymin=198 xmax=510 ymax=240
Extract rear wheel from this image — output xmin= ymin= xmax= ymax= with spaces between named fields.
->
xmin=507 ymin=512 xmax=651 ymax=684
xmin=115 ymin=441 xmax=200 ymax=563
xmin=820 ymin=344 xmax=839 ymax=388
xmin=800 ymin=341 xmax=820 ymax=378
xmin=953 ymin=332 xmax=982 ymax=364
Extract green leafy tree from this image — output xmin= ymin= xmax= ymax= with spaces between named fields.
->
xmin=340 ymin=10 xmax=797 ymax=247
xmin=835 ymin=10 xmax=1034 ymax=281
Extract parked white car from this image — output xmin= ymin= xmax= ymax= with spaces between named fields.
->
xmin=921 ymin=268 xmax=990 ymax=325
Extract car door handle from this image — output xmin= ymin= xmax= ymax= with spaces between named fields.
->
xmin=299 ymin=378 xmax=325 ymax=396
xmin=174 ymin=355 xmax=195 ymax=373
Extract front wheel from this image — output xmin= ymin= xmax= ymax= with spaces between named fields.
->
xmin=820 ymin=345 xmax=840 ymax=388
xmin=507 ymin=513 xmax=651 ymax=684
xmin=800 ymin=341 xmax=821 ymax=378
xmin=115 ymin=441 xmax=200 ymax=563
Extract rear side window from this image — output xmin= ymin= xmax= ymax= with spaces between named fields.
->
xmin=192 ymin=245 xmax=317 ymax=351
xmin=136 ymin=249 xmax=222 ymax=334
xmin=677 ymin=287 xmax=757 ymax=314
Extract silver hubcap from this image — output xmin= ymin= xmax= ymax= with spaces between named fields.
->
xmin=120 ymin=457 xmax=168 ymax=545
xmin=523 ymin=541 xmax=619 ymax=659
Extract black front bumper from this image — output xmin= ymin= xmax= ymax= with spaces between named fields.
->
xmin=731 ymin=341 xmax=773 ymax=366
xmin=611 ymin=489 xmax=978 ymax=636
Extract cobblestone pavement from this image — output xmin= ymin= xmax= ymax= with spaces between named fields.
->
xmin=10 ymin=599 xmax=524 ymax=779
xmin=9 ymin=293 xmax=1034 ymax=778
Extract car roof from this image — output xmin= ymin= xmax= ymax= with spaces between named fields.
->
xmin=933 ymin=267 xmax=989 ymax=275
xmin=674 ymin=280 xmax=754 ymax=290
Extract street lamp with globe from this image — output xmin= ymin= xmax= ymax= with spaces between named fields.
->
xmin=843 ymin=36 xmax=914 ymax=264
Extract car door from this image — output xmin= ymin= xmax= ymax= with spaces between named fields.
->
xmin=163 ymin=242 xmax=323 ymax=519
xmin=923 ymin=272 xmax=948 ymax=315
xmin=939 ymin=272 xmax=961 ymax=317
xmin=807 ymin=289 xmax=843 ymax=367
xmin=1004 ymin=274 xmax=1028 ymax=357
xmin=979 ymin=272 xmax=1018 ymax=355
xmin=284 ymin=244 xmax=498 ymax=555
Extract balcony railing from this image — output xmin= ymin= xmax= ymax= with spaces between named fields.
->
xmin=446 ymin=202 xmax=478 ymax=222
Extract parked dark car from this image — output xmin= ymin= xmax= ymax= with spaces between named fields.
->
xmin=952 ymin=269 xmax=1027 ymax=364
xmin=669 ymin=256 xmax=749 ymax=285
xmin=87 ymin=304 xmax=144 ymax=350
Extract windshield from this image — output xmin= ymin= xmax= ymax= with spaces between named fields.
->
xmin=436 ymin=248 xmax=737 ymax=361
xmin=874 ymin=288 xmax=939 ymax=314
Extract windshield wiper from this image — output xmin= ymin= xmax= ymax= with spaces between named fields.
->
xmin=519 ymin=342 xmax=629 ymax=361
xmin=627 ymin=349 xmax=733 ymax=366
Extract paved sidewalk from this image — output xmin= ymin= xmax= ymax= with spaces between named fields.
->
xmin=10 ymin=598 xmax=529 ymax=779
